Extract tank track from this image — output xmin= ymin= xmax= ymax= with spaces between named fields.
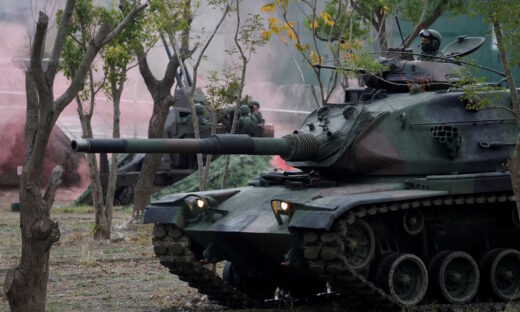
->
xmin=303 ymin=191 xmax=520 ymax=311
xmin=151 ymin=223 xmax=260 ymax=308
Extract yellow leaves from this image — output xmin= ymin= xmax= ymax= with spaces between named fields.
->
xmin=268 ymin=17 xmax=281 ymax=33
xmin=379 ymin=5 xmax=390 ymax=16
xmin=287 ymin=28 xmax=296 ymax=40
xmin=261 ymin=30 xmax=271 ymax=40
xmin=276 ymin=0 xmax=289 ymax=10
xmin=261 ymin=2 xmax=275 ymax=13
xmin=310 ymin=51 xmax=323 ymax=66
xmin=309 ymin=19 xmax=318 ymax=30
xmin=280 ymin=34 xmax=286 ymax=44
xmin=321 ymin=11 xmax=334 ymax=26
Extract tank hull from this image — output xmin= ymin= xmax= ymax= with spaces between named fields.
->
xmin=146 ymin=173 xmax=520 ymax=308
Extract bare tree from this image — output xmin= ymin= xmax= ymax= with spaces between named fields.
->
xmin=174 ymin=0 xmax=231 ymax=191
xmin=2 ymin=1 xmax=146 ymax=310
xmin=62 ymin=0 xmax=147 ymax=239
xmin=131 ymin=0 xmax=189 ymax=221
xmin=221 ymin=0 xmax=268 ymax=188
xmin=131 ymin=0 xmax=230 ymax=220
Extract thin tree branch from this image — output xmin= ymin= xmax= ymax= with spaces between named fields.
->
xmin=47 ymin=0 xmax=76 ymax=80
xmin=53 ymin=23 xmax=111 ymax=117
xmin=404 ymin=0 xmax=446 ymax=48
xmin=99 ymin=3 xmax=148 ymax=47
xmin=31 ymin=12 xmax=49 ymax=101
xmin=135 ymin=46 xmax=159 ymax=90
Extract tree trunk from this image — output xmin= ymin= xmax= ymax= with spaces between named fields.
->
xmin=132 ymin=96 xmax=173 ymax=221
xmin=76 ymin=94 xmax=110 ymax=240
xmin=222 ymin=2 xmax=247 ymax=188
xmin=4 ymin=72 xmax=61 ymax=312
xmin=4 ymin=3 xmax=146 ymax=309
xmin=492 ymin=15 xmax=520 ymax=220
xmin=103 ymin=74 xmax=124 ymax=234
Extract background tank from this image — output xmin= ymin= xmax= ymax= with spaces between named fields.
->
xmin=73 ymin=38 xmax=520 ymax=309
xmin=77 ymin=87 xmax=275 ymax=205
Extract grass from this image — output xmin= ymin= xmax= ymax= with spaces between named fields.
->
xmin=102 ymin=246 xmax=130 ymax=255
xmin=55 ymin=205 xmax=94 ymax=214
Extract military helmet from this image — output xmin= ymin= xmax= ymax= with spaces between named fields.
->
xmin=195 ymin=103 xmax=205 ymax=115
xmin=239 ymin=104 xmax=251 ymax=116
xmin=419 ymin=29 xmax=441 ymax=52
xmin=249 ymin=100 xmax=260 ymax=108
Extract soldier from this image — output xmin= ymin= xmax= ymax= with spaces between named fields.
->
xmin=194 ymin=102 xmax=210 ymax=126
xmin=249 ymin=100 xmax=264 ymax=125
xmin=237 ymin=104 xmax=257 ymax=136
xmin=418 ymin=29 xmax=444 ymax=61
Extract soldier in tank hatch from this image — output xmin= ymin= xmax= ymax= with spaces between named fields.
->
xmin=418 ymin=29 xmax=445 ymax=61
xmin=237 ymin=104 xmax=257 ymax=136
xmin=248 ymin=100 xmax=264 ymax=125
xmin=194 ymin=102 xmax=210 ymax=126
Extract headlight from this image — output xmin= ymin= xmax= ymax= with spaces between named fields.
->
xmin=271 ymin=200 xmax=293 ymax=225
xmin=196 ymin=198 xmax=206 ymax=209
xmin=280 ymin=201 xmax=290 ymax=212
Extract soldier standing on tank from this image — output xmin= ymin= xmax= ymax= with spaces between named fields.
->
xmin=418 ymin=29 xmax=444 ymax=61
xmin=237 ymin=104 xmax=257 ymax=136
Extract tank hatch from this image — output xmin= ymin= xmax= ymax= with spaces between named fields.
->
xmin=442 ymin=36 xmax=485 ymax=58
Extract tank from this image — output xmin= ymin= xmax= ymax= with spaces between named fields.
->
xmin=72 ymin=36 xmax=520 ymax=309
xmin=77 ymin=88 xmax=275 ymax=205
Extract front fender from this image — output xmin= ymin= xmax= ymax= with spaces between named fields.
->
xmin=143 ymin=204 xmax=186 ymax=228
xmin=288 ymin=189 xmax=448 ymax=231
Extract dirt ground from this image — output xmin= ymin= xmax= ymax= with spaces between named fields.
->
xmin=0 ymin=188 xmax=344 ymax=312
xmin=0 ymin=188 xmax=226 ymax=312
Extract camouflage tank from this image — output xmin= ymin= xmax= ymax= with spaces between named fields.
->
xmin=80 ymin=88 xmax=275 ymax=205
xmin=72 ymin=36 xmax=520 ymax=309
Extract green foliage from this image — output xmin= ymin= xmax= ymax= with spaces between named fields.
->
xmin=60 ymin=0 xmax=148 ymax=101
xmin=307 ymin=0 xmax=366 ymax=42
xmin=340 ymin=51 xmax=389 ymax=76
xmin=471 ymin=0 xmax=520 ymax=67
xmin=59 ymin=0 xmax=95 ymax=81
xmin=152 ymin=155 xmax=272 ymax=199
xmin=205 ymin=68 xmax=241 ymax=112
xmin=100 ymin=1 xmax=149 ymax=97
xmin=238 ymin=13 xmax=270 ymax=55
xmin=146 ymin=0 xmax=192 ymax=36
xmin=452 ymin=64 xmax=504 ymax=111
xmin=399 ymin=0 xmax=467 ymax=24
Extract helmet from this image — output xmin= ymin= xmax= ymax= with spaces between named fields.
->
xmin=195 ymin=103 xmax=205 ymax=115
xmin=239 ymin=104 xmax=251 ymax=116
xmin=249 ymin=100 xmax=260 ymax=108
xmin=419 ymin=29 xmax=441 ymax=53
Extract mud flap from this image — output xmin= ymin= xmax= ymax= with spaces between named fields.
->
xmin=143 ymin=205 xmax=186 ymax=228
xmin=288 ymin=211 xmax=336 ymax=231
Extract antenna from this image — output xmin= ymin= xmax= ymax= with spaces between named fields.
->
xmin=395 ymin=16 xmax=406 ymax=49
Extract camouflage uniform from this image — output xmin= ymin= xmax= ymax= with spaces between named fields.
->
xmin=195 ymin=102 xmax=210 ymax=126
xmin=237 ymin=105 xmax=257 ymax=136
xmin=249 ymin=100 xmax=264 ymax=125
xmin=179 ymin=102 xmax=210 ymax=125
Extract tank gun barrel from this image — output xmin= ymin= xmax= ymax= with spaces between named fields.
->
xmin=71 ymin=134 xmax=318 ymax=161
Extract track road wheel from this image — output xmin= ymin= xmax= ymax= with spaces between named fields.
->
xmin=376 ymin=253 xmax=428 ymax=307
xmin=343 ymin=219 xmax=375 ymax=270
xmin=481 ymin=249 xmax=520 ymax=301
xmin=429 ymin=251 xmax=479 ymax=304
